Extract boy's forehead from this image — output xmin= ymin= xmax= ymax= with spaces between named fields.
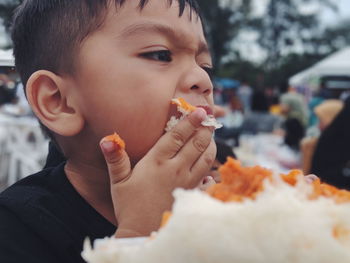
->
xmin=104 ymin=0 xmax=206 ymax=42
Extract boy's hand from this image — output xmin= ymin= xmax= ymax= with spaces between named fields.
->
xmin=100 ymin=108 xmax=216 ymax=238
xmin=304 ymin=174 xmax=318 ymax=184
xmin=197 ymin=175 xmax=216 ymax=191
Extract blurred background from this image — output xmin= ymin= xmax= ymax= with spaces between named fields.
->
xmin=1 ymin=0 xmax=350 ymax=189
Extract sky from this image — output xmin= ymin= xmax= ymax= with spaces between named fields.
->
xmin=321 ymin=0 xmax=350 ymax=25
xmin=252 ymin=0 xmax=350 ymax=26
xmin=232 ymin=0 xmax=350 ymax=63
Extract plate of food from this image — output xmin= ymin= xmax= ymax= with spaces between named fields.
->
xmin=82 ymin=157 xmax=350 ymax=263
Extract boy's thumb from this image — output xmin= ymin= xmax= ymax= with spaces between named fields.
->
xmin=100 ymin=133 xmax=131 ymax=185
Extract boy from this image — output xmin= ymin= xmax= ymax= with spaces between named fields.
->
xmin=0 ymin=0 xmax=216 ymax=262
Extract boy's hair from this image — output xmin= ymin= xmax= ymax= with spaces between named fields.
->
xmin=11 ymin=0 xmax=201 ymax=142
xmin=12 ymin=0 xmax=201 ymax=88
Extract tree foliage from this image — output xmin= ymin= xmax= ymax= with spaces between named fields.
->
xmin=223 ymin=0 xmax=349 ymax=90
xmin=250 ymin=0 xmax=337 ymax=70
xmin=197 ymin=0 xmax=252 ymax=71
xmin=304 ymin=19 xmax=350 ymax=54
xmin=0 ymin=0 xmax=22 ymax=31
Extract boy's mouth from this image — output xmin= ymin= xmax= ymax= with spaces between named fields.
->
xmin=169 ymin=103 xmax=214 ymax=119
xmin=170 ymin=104 xmax=213 ymax=119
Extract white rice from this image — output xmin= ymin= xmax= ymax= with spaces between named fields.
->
xmin=82 ymin=179 xmax=350 ymax=263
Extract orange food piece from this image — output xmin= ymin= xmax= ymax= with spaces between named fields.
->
xmin=207 ymin=157 xmax=350 ymax=204
xmin=160 ymin=157 xmax=350 ymax=229
xmin=207 ymin=157 xmax=273 ymax=202
xmin=172 ymin=98 xmax=197 ymax=112
xmin=333 ymin=224 xmax=350 ymax=240
xmin=160 ymin=211 xmax=172 ymax=228
xmin=103 ymin=132 xmax=125 ymax=150
xmin=310 ymin=179 xmax=350 ymax=203
xmin=281 ymin=169 xmax=303 ymax=186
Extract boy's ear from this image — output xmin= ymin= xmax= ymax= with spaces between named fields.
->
xmin=26 ymin=70 xmax=84 ymax=136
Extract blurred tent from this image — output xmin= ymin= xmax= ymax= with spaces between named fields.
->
xmin=214 ymin=78 xmax=240 ymax=89
xmin=289 ymin=47 xmax=350 ymax=91
xmin=0 ymin=49 xmax=14 ymax=67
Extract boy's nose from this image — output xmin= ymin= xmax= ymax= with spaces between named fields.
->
xmin=190 ymin=85 xmax=210 ymax=94
xmin=180 ymin=66 xmax=213 ymax=95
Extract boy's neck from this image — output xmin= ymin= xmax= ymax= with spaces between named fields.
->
xmin=64 ymin=160 xmax=117 ymax=226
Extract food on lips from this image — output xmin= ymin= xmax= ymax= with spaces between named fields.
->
xmin=165 ymin=98 xmax=223 ymax=132
xmin=83 ymin=158 xmax=350 ymax=263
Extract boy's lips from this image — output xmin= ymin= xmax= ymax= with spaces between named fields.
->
xmin=169 ymin=103 xmax=214 ymax=118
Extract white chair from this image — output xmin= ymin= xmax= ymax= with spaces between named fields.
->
xmin=1 ymin=116 xmax=48 ymax=186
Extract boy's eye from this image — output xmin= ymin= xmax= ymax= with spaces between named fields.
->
xmin=140 ymin=50 xmax=172 ymax=62
xmin=202 ymin=66 xmax=213 ymax=80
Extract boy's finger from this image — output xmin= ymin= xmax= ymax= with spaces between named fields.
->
xmin=175 ymin=126 xmax=213 ymax=167
xmin=152 ymin=108 xmax=207 ymax=159
xmin=197 ymin=176 xmax=216 ymax=191
xmin=100 ymin=136 xmax=131 ymax=185
xmin=305 ymin=174 xmax=319 ymax=184
xmin=189 ymin=139 xmax=217 ymax=186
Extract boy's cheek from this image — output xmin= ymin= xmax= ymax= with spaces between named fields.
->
xmin=122 ymin=126 xmax=165 ymax=165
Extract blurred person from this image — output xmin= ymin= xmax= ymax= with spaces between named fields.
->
xmin=269 ymin=96 xmax=282 ymax=115
xmin=0 ymin=74 xmax=14 ymax=106
xmin=308 ymin=92 xmax=325 ymax=128
xmin=215 ymin=92 xmax=243 ymax=146
xmin=301 ymin=99 xmax=344 ymax=174
xmin=240 ymin=90 xmax=282 ymax=134
xmin=237 ymin=81 xmax=252 ymax=113
xmin=311 ymin=97 xmax=350 ymax=189
xmin=280 ymin=88 xmax=309 ymax=150
xmin=208 ymin=139 xmax=236 ymax=184
xmin=213 ymin=86 xmax=224 ymax=105
xmin=213 ymin=104 xmax=226 ymax=118
xmin=315 ymin=100 xmax=344 ymax=131
xmin=265 ymin=86 xmax=280 ymax=107
xmin=229 ymin=91 xmax=243 ymax=112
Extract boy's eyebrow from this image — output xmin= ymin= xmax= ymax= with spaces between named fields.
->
xmin=119 ymin=22 xmax=210 ymax=56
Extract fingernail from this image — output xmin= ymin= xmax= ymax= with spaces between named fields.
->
xmin=100 ymin=132 xmax=125 ymax=154
xmin=192 ymin=108 xmax=207 ymax=121
xmin=100 ymin=141 xmax=116 ymax=154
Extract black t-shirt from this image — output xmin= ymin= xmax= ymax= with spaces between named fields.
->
xmin=0 ymin=162 xmax=116 ymax=263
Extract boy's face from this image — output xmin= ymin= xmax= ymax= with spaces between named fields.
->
xmin=70 ymin=0 xmax=213 ymax=163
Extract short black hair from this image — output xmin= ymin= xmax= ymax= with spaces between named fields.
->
xmin=12 ymin=0 xmax=201 ymax=87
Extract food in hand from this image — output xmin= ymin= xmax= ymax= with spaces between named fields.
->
xmin=101 ymin=132 xmax=125 ymax=150
xmin=165 ymin=98 xmax=223 ymax=132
